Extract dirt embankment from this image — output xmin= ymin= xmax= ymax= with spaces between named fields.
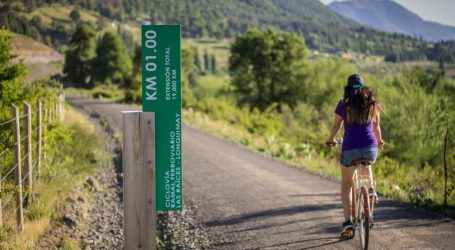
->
xmin=11 ymin=33 xmax=63 ymax=82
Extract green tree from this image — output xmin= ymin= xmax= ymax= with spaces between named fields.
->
xmin=181 ymin=48 xmax=197 ymax=107
xmin=132 ymin=44 xmax=141 ymax=76
xmin=193 ymin=47 xmax=201 ymax=71
xmin=193 ymin=47 xmax=202 ymax=70
xmin=0 ymin=28 xmax=27 ymax=83
xmin=70 ymin=9 xmax=81 ymax=23
xmin=210 ymin=54 xmax=217 ymax=73
xmin=0 ymin=27 xmax=27 ymax=110
xmin=203 ymin=49 xmax=209 ymax=71
xmin=229 ymin=28 xmax=308 ymax=111
xmin=63 ymin=23 xmax=96 ymax=86
xmin=91 ymin=32 xmax=132 ymax=86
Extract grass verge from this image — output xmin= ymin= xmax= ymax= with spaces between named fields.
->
xmin=1 ymin=105 xmax=111 ymax=249
xmin=183 ymin=107 xmax=455 ymax=219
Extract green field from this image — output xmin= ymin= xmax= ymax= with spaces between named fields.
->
xmin=24 ymin=5 xmax=99 ymax=27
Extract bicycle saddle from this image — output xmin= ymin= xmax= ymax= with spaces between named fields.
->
xmin=351 ymin=158 xmax=373 ymax=166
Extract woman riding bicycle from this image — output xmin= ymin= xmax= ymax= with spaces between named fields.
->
xmin=325 ymin=74 xmax=384 ymax=238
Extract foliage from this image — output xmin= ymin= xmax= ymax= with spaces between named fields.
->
xmin=380 ymin=75 xmax=453 ymax=167
xmin=1 ymin=0 xmax=454 ymax=62
xmin=63 ymin=23 xmax=96 ymax=86
xmin=229 ymin=28 xmax=308 ymax=111
xmin=69 ymin=9 xmax=81 ymax=23
xmin=183 ymin=39 xmax=455 ymax=214
xmin=0 ymin=28 xmax=27 ymax=82
xmin=91 ymin=31 xmax=132 ymax=86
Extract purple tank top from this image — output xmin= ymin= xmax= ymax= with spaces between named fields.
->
xmin=335 ymin=100 xmax=378 ymax=151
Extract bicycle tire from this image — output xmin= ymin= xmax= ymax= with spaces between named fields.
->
xmin=351 ymin=186 xmax=356 ymax=218
xmin=359 ymin=186 xmax=370 ymax=250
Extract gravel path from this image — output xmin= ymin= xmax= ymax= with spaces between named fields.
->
xmin=37 ymin=102 xmax=210 ymax=249
xmin=66 ymin=98 xmax=455 ymax=250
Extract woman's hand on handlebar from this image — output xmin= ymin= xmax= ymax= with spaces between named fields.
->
xmin=326 ymin=138 xmax=337 ymax=148
xmin=378 ymin=139 xmax=385 ymax=149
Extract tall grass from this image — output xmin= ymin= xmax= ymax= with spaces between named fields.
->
xmin=182 ymin=61 xmax=455 ymax=218
xmin=2 ymin=106 xmax=111 ymax=249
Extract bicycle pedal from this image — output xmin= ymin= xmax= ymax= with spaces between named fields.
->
xmin=341 ymin=231 xmax=354 ymax=239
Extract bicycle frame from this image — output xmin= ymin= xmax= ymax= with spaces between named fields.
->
xmin=352 ymin=166 xmax=372 ymax=219
xmin=351 ymin=164 xmax=375 ymax=250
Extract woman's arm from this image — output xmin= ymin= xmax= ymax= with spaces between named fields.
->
xmin=373 ymin=113 xmax=384 ymax=148
xmin=326 ymin=114 xmax=343 ymax=147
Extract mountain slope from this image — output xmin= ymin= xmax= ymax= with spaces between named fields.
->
xmin=11 ymin=33 xmax=63 ymax=81
xmin=1 ymin=0 xmax=453 ymax=62
xmin=329 ymin=0 xmax=455 ymax=41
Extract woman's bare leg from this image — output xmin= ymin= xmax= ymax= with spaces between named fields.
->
xmin=341 ymin=165 xmax=356 ymax=221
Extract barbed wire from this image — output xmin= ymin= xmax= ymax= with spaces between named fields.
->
xmin=0 ymin=117 xmax=16 ymax=128
xmin=20 ymin=134 xmax=29 ymax=143
xmin=1 ymin=163 xmax=19 ymax=183
xmin=33 ymin=167 xmax=39 ymax=179
xmin=32 ymin=126 xmax=40 ymax=134
xmin=20 ymin=152 xmax=30 ymax=164
xmin=32 ymin=156 xmax=38 ymax=168
xmin=15 ymin=202 xmax=22 ymax=216
xmin=0 ymin=148 xmax=10 ymax=158
xmin=22 ymin=172 xmax=30 ymax=184
xmin=18 ymin=114 xmax=28 ymax=119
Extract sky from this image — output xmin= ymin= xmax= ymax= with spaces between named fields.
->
xmin=319 ymin=0 xmax=455 ymax=27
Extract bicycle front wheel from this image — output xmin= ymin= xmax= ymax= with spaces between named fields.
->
xmin=358 ymin=186 xmax=370 ymax=250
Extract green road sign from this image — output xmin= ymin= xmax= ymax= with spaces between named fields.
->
xmin=142 ymin=24 xmax=182 ymax=211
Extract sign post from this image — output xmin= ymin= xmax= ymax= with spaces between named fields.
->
xmin=142 ymin=24 xmax=182 ymax=211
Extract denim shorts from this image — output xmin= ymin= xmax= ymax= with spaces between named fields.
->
xmin=340 ymin=147 xmax=378 ymax=167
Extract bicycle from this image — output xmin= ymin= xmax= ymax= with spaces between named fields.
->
xmin=350 ymin=158 xmax=377 ymax=250
xmin=334 ymin=140 xmax=377 ymax=250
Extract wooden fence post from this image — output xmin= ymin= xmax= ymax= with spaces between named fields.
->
xmin=24 ymin=102 xmax=32 ymax=199
xmin=61 ymin=92 xmax=65 ymax=121
xmin=43 ymin=106 xmax=47 ymax=162
xmin=0 ymin=171 xmax=2 ymax=226
xmin=12 ymin=105 xmax=24 ymax=231
xmin=123 ymin=112 xmax=156 ymax=250
xmin=443 ymin=128 xmax=449 ymax=208
xmin=57 ymin=92 xmax=65 ymax=122
xmin=37 ymin=101 xmax=42 ymax=178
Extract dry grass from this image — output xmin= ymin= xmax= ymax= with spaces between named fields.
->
xmin=11 ymin=33 xmax=63 ymax=82
xmin=64 ymin=104 xmax=95 ymax=133
xmin=182 ymin=38 xmax=232 ymax=70
xmin=1 ymin=106 xmax=108 ymax=249
xmin=25 ymin=5 xmax=98 ymax=27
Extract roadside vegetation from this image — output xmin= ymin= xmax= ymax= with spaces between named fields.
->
xmin=55 ymin=17 xmax=455 ymax=218
xmin=3 ymin=0 xmax=453 ymax=219
xmin=0 ymin=28 xmax=110 ymax=248
xmin=182 ymin=29 xmax=455 ymax=218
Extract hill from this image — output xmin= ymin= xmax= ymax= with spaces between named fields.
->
xmin=1 ymin=0 xmax=454 ymax=62
xmin=11 ymin=33 xmax=63 ymax=82
xmin=329 ymin=0 xmax=455 ymax=42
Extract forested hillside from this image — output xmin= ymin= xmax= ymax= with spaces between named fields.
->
xmin=329 ymin=0 xmax=455 ymax=42
xmin=1 ymin=0 xmax=454 ymax=62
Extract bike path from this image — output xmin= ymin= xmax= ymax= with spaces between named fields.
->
xmin=69 ymin=97 xmax=455 ymax=250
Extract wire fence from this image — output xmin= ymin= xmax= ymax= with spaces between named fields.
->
xmin=0 ymin=117 xmax=16 ymax=128
xmin=0 ymin=95 xmax=64 ymax=231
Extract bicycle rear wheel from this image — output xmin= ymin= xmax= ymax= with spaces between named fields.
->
xmin=358 ymin=186 xmax=370 ymax=250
